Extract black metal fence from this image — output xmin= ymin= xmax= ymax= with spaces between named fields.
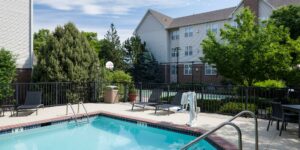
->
xmin=1 ymin=82 xmax=100 ymax=106
xmin=134 ymin=83 xmax=300 ymax=118
xmin=1 ymin=82 xmax=299 ymax=118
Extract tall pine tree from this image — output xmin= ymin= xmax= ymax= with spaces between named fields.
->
xmin=100 ymin=23 xmax=126 ymax=70
xmin=133 ymin=48 xmax=161 ymax=83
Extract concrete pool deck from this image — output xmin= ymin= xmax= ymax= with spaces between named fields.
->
xmin=0 ymin=103 xmax=299 ymax=150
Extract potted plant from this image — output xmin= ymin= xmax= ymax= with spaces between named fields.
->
xmin=128 ymin=85 xmax=137 ymax=103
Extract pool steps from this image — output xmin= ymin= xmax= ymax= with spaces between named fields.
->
xmin=66 ymin=102 xmax=89 ymax=125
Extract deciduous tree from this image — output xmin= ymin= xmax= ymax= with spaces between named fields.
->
xmin=270 ymin=5 xmax=300 ymax=40
xmin=201 ymin=8 xmax=292 ymax=86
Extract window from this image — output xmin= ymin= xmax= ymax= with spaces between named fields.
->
xmin=184 ymin=64 xmax=193 ymax=75
xmin=171 ymin=65 xmax=177 ymax=75
xmin=184 ymin=46 xmax=193 ymax=56
xmin=171 ymin=48 xmax=178 ymax=57
xmin=206 ymin=24 xmax=218 ymax=34
xmin=184 ymin=26 xmax=193 ymax=37
xmin=205 ymin=64 xmax=217 ymax=75
xmin=230 ymin=21 xmax=238 ymax=28
xmin=171 ymin=30 xmax=179 ymax=40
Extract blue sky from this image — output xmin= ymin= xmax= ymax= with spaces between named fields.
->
xmin=34 ymin=0 xmax=241 ymax=42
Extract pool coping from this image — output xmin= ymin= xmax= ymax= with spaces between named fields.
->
xmin=0 ymin=111 xmax=237 ymax=150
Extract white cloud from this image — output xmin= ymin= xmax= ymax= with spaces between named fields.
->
xmin=82 ymin=5 xmax=105 ymax=15
xmin=35 ymin=0 xmax=190 ymax=15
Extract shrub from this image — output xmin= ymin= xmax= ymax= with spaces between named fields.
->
xmin=111 ymin=70 xmax=132 ymax=84
xmin=197 ymin=99 xmax=223 ymax=113
xmin=101 ymin=67 xmax=113 ymax=83
xmin=219 ymin=102 xmax=256 ymax=114
xmin=254 ymin=80 xmax=286 ymax=88
xmin=0 ymin=48 xmax=16 ymax=103
xmin=102 ymin=69 xmax=132 ymax=84
xmin=66 ymin=90 xmax=80 ymax=103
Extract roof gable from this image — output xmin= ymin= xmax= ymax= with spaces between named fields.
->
xmin=148 ymin=9 xmax=173 ymax=28
xmin=134 ymin=9 xmax=173 ymax=33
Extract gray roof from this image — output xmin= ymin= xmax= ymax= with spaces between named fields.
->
xmin=143 ymin=0 xmax=300 ymax=30
xmin=148 ymin=9 xmax=173 ymax=28
xmin=168 ymin=7 xmax=236 ymax=29
xmin=266 ymin=0 xmax=300 ymax=8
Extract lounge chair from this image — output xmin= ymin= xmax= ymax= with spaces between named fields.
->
xmin=131 ymin=89 xmax=163 ymax=111
xmin=155 ymin=92 xmax=183 ymax=115
xmin=16 ymin=91 xmax=44 ymax=116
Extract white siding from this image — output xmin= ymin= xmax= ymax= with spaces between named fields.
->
xmin=0 ymin=0 xmax=32 ymax=68
xmin=169 ymin=20 xmax=228 ymax=64
xmin=136 ymin=14 xmax=169 ymax=63
xmin=259 ymin=0 xmax=273 ymax=20
xmin=232 ymin=3 xmax=245 ymax=19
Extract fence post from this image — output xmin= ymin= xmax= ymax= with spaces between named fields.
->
xmin=124 ymin=83 xmax=129 ymax=102
xmin=93 ymin=82 xmax=96 ymax=102
xmin=16 ymin=84 xmax=19 ymax=105
xmin=139 ymin=82 xmax=142 ymax=102
xmin=167 ymin=84 xmax=170 ymax=103
xmin=245 ymin=87 xmax=249 ymax=110
xmin=55 ymin=82 xmax=58 ymax=105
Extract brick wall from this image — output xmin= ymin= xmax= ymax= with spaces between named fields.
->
xmin=16 ymin=68 xmax=32 ymax=83
xmin=160 ymin=64 xmax=223 ymax=85
xmin=159 ymin=64 xmax=170 ymax=83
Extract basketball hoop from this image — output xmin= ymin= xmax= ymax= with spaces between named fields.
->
xmin=105 ymin=61 xmax=114 ymax=70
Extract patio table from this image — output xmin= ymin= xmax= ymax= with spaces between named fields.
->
xmin=282 ymin=105 xmax=300 ymax=138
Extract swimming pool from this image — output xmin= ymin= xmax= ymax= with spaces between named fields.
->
xmin=0 ymin=116 xmax=218 ymax=150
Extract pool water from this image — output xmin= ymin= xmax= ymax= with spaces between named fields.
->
xmin=0 ymin=116 xmax=217 ymax=150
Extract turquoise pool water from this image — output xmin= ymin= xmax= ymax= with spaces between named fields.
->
xmin=0 ymin=116 xmax=217 ymax=150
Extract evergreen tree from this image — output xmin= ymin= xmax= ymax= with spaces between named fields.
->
xmin=0 ymin=48 xmax=16 ymax=102
xmin=100 ymin=23 xmax=126 ymax=70
xmin=133 ymin=49 xmax=161 ymax=83
xmin=99 ymin=39 xmax=126 ymax=70
xmin=82 ymin=32 xmax=101 ymax=53
xmin=34 ymin=29 xmax=50 ymax=57
xmin=105 ymin=23 xmax=121 ymax=49
xmin=32 ymin=22 xmax=100 ymax=82
xmin=123 ymin=35 xmax=145 ymax=65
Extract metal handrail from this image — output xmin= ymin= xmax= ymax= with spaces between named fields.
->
xmin=66 ymin=103 xmax=78 ymax=125
xmin=181 ymin=110 xmax=258 ymax=150
xmin=77 ymin=101 xmax=89 ymax=122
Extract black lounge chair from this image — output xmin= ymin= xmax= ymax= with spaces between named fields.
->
xmin=131 ymin=89 xmax=163 ymax=111
xmin=155 ymin=92 xmax=183 ymax=115
xmin=267 ymin=101 xmax=298 ymax=136
xmin=17 ymin=91 xmax=44 ymax=116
